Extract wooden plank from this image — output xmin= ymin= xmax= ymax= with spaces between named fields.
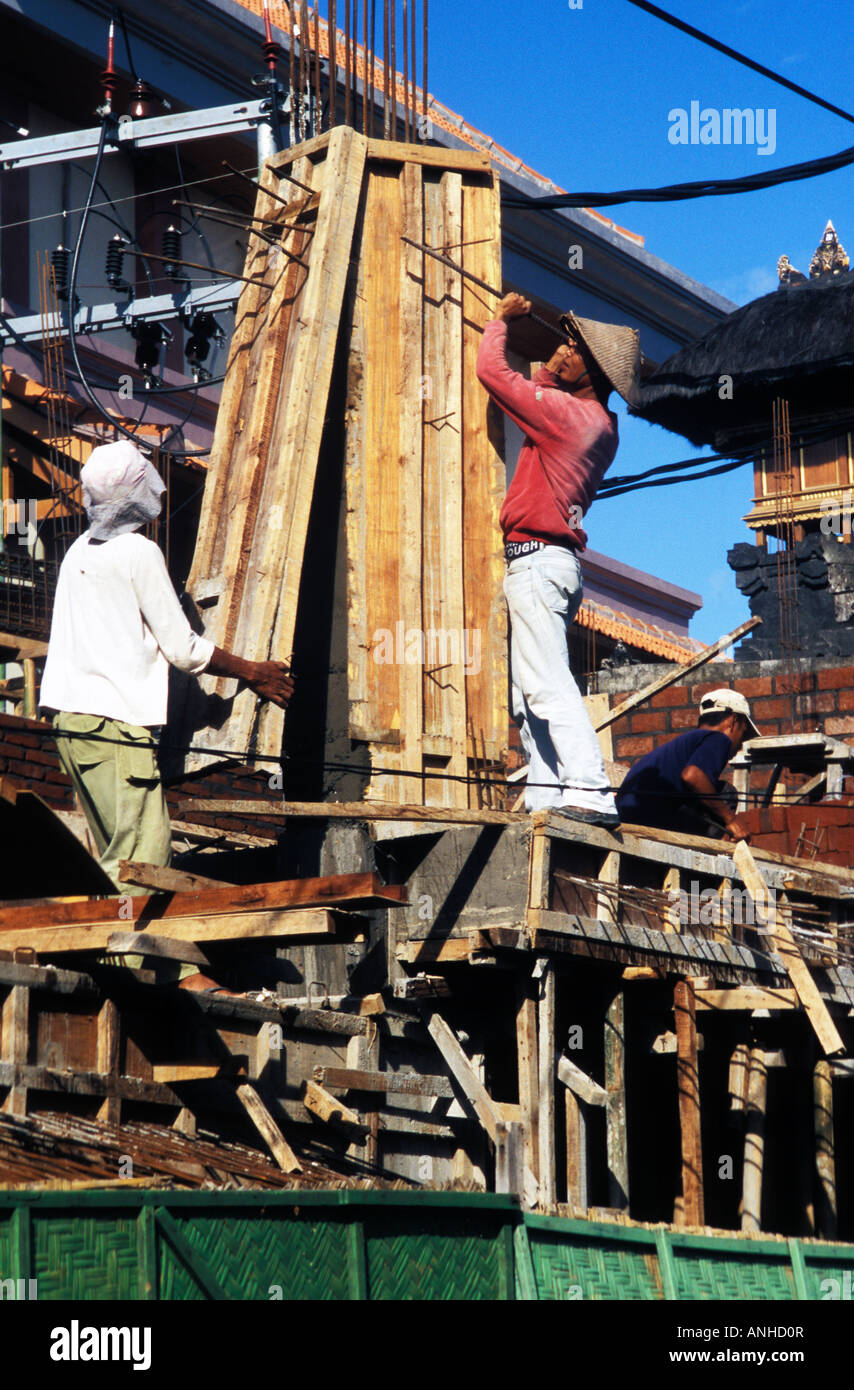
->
xmin=1 ymin=985 xmax=29 ymax=1116
xmin=96 ymin=999 xmax=121 ymax=1125
xmin=393 ymin=974 xmax=451 ymax=999
xmin=495 ymin=1120 xmax=525 ymax=1197
xmin=117 ymin=862 xmax=232 ymax=893
xmin=396 ymin=158 xmax=426 ymax=806
xmin=556 ymin=1054 xmax=607 ymax=1107
xmin=462 ymin=166 xmax=506 ymax=766
xmin=729 ymin=1042 xmax=749 ymax=1113
xmin=741 ymin=1046 xmax=767 ymax=1233
xmin=254 ymin=127 xmax=369 ymax=757
xmin=0 ymin=872 xmax=405 ymax=931
xmin=396 ymin=937 xmax=481 ymax=965
xmin=365 ymin=139 xmax=492 ymax=170
xmin=185 ymin=129 xmax=369 ymax=769
xmin=674 ymin=979 xmax=704 ymax=1228
xmin=424 ymin=1010 xmax=505 ymax=1144
xmin=106 ymin=932 xmax=211 ymax=967
xmin=235 ymin=1081 xmax=302 ymax=1173
xmin=663 ymin=866 xmax=681 ymax=935
xmin=302 ymin=1079 xmax=369 ymax=1139
xmin=597 ymin=851 xmax=620 ymax=928
xmin=605 ymin=991 xmax=629 ymax=1210
xmin=154 ymin=1207 xmax=229 ymax=1299
xmin=313 ymin=1066 xmax=454 ymax=1098
xmin=733 ymin=842 xmax=846 ymax=1057
xmin=345 ymin=159 xmax=406 ymax=801
xmin=537 ymin=961 xmax=556 ymax=1206
xmin=0 ymin=1061 xmax=181 ymax=1107
xmin=153 ymin=1064 xmax=243 ymax=1083
xmin=695 ymin=987 xmax=798 ymax=1012
xmin=597 ymin=616 xmax=761 ymax=731
xmin=565 ymin=1087 xmax=588 ymax=1211
xmin=421 ymin=169 xmax=467 ymax=803
xmin=0 ymin=907 xmax=337 ymax=955
xmin=814 ymin=1057 xmax=838 ymax=1239
xmin=178 ymin=798 xmax=522 ymax=825
xmin=516 ymin=978 xmax=539 ymax=1182
xmin=531 ymin=828 xmax=553 ymax=917
xmin=170 ymin=820 xmax=274 ymax=851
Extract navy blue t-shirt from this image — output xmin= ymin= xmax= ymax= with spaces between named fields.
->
xmin=616 ymin=728 xmax=733 ymax=830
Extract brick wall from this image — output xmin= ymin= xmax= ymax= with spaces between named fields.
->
xmin=0 ymin=713 xmax=281 ymax=839
xmin=597 ymin=659 xmax=854 ymax=767
xmin=0 ymin=713 xmax=74 ymax=808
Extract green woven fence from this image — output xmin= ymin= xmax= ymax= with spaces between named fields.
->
xmin=0 ymin=1190 xmax=852 ymax=1300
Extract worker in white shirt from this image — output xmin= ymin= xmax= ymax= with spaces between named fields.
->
xmin=40 ymin=440 xmax=293 ymax=900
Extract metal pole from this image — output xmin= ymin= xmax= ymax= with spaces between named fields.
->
xmin=344 ymin=0 xmax=351 ymax=128
xmin=422 ymin=0 xmax=428 ymax=139
xmin=329 ymin=0 xmax=337 ymax=125
xmin=400 ymin=236 xmax=564 ymax=338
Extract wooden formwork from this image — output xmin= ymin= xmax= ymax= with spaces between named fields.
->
xmin=177 ymin=128 xmax=507 ymax=807
xmin=3 ymin=803 xmax=853 ymax=1235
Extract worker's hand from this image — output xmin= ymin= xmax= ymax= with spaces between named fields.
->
xmin=495 ymin=293 xmax=531 ymax=322
xmin=245 ymin=660 xmax=295 ymax=709
xmin=723 ymin=818 xmax=751 ymax=844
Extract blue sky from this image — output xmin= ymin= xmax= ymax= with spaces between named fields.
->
xmin=420 ymin=0 xmax=854 ymax=644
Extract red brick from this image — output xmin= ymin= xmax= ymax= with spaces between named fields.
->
xmin=671 ymin=708 xmax=699 ymax=730
xmin=614 ymin=736 xmax=655 ymax=760
xmin=629 ymin=711 xmax=668 ymax=734
xmin=811 ymin=692 xmax=838 ymax=714
xmin=0 ymin=713 xmax=49 ymax=733
xmin=7 ymin=732 xmax=40 ymax=749
xmin=752 ymin=697 xmax=789 ymax=721
xmin=20 ymin=748 xmax=60 ymax=768
xmin=817 ymin=668 xmax=852 ymax=690
xmin=734 ymin=677 xmax=773 ymax=698
xmin=653 ymin=687 xmax=691 ymax=709
xmin=773 ymin=672 xmax=813 ymax=695
xmin=4 ymin=758 xmax=41 ymax=778
xmin=838 ymin=690 xmax=854 ymax=712
xmin=826 ymin=717 xmax=854 ymax=737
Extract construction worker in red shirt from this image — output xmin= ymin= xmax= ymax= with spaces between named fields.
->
xmin=477 ymin=293 xmax=641 ymax=827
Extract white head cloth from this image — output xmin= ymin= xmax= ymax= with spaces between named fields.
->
xmin=81 ymin=441 xmax=166 ymax=541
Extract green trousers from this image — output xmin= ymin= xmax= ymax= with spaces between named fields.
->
xmin=54 ymin=712 xmax=172 ymax=896
xmin=53 ymin=713 xmax=197 ymax=979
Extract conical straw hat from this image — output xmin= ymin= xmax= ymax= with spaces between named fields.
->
xmin=559 ymin=311 xmax=642 ymax=405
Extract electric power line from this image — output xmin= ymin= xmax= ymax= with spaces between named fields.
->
xmin=0 ymin=163 xmax=260 ymax=235
xmin=623 ymin=0 xmax=854 ymax=128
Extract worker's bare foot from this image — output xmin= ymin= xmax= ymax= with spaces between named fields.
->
xmin=178 ymin=972 xmax=243 ymax=997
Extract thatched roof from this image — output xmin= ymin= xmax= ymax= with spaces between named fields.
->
xmin=631 ymin=273 xmax=854 ymax=446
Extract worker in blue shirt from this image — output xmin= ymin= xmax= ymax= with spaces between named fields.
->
xmin=616 ymin=689 xmax=760 ymax=842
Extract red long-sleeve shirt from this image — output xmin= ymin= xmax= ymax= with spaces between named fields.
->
xmin=476 ymin=319 xmax=619 ymax=551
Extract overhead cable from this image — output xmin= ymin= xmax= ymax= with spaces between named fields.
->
xmin=623 ymin=0 xmax=854 ymax=128
xmin=502 ymin=140 xmax=854 ymax=210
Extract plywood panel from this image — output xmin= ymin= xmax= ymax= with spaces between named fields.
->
xmin=181 ymin=135 xmax=505 ymax=811
xmin=180 ymin=126 xmax=368 ymax=771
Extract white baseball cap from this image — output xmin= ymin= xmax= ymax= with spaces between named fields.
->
xmin=698 ymin=688 xmax=761 ymax=739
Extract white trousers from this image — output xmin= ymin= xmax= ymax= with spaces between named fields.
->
xmin=504 ymin=547 xmax=617 ymax=814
